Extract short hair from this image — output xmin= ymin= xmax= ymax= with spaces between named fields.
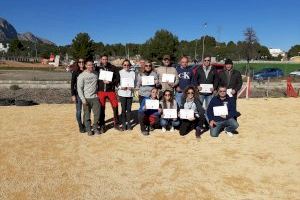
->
xmin=85 ymin=60 xmax=94 ymax=64
xmin=100 ymin=54 xmax=108 ymax=59
xmin=218 ymin=85 xmax=227 ymax=90
xmin=203 ymin=54 xmax=211 ymax=59
xmin=180 ymin=55 xmax=189 ymax=61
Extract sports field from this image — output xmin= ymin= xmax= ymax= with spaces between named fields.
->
xmin=0 ymin=98 xmax=299 ymax=199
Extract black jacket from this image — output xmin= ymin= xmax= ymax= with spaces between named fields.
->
xmin=70 ymin=70 xmax=83 ymax=96
xmin=207 ymin=95 xmax=237 ymax=122
xmin=180 ymin=97 xmax=205 ymax=117
xmin=218 ymin=69 xmax=243 ymax=96
xmin=193 ymin=65 xmax=219 ymax=94
xmin=95 ymin=63 xmax=120 ymax=92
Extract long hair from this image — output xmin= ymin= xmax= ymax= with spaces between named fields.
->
xmin=162 ymin=90 xmax=174 ymax=109
xmin=183 ymin=86 xmax=200 ymax=101
xmin=122 ymin=59 xmax=132 ymax=67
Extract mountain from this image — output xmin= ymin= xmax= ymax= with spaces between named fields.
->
xmin=0 ymin=17 xmax=55 ymax=45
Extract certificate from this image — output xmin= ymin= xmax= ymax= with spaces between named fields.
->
xmin=162 ymin=74 xmax=175 ymax=83
xmin=213 ymin=106 xmax=228 ymax=116
xmin=145 ymin=99 xmax=159 ymax=109
xmin=179 ymin=109 xmax=194 ymax=119
xmin=227 ymin=89 xmax=233 ymax=97
xmin=200 ymin=84 xmax=213 ymax=93
xmin=121 ymin=78 xmax=134 ymax=88
xmin=99 ymin=70 xmax=113 ymax=82
xmin=142 ymin=76 xmax=155 ymax=86
xmin=163 ymin=109 xmax=177 ymax=119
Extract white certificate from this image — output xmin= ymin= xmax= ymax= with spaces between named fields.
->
xmin=145 ymin=99 xmax=159 ymax=109
xmin=99 ymin=70 xmax=113 ymax=82
xmin=163 ymin=109 xmax=177 ymax=119
xmin=121 ymin=78 xmax=134 ymax=88
xmin=213 ymin=106 xmax=228 ymax=116
xmin=227 ymin=89 xmax=233 ymax=97
xmin=142 ymin=76 xmax=155 ymax=86
xmin=162 ymin=74 xmax=175 ymax=83
xmin=200 ymin=84 xmax=213 ymax=93
xmin=179 ymin=109 xmax=194 ymax=119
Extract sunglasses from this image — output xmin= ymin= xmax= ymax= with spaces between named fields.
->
xmin=164 ymin=94 xmax=171 ymax=96
xmin=123 ymin=64 xmax=130 ymax=67
xmin=187 ymin=92 xmax=194 ymax=94
xmin=204 ymin=60 xmax=210 ymax=62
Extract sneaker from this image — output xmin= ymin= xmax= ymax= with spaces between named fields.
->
xmin=94 ymin=129 xmax=101 ymax=135
xmin=225 ymin=130 xmax=234 ymax=137
xmin=87 ymin=131 xmax=94 ymax=136
xmin=162 ymin=127 xmax=166 ymax=132
xmin=170 ymin=126 xmax=175 ymax=132
xmin=149 ymin=126 xmax=154 ymax=132
xmin=142 ymin=131 xmax=149 ymax=136
xmin=127 ymin=123 xmax=133 ymax=130
xmin=195 ymin=127 xmax=205 ymax=138
xmin=99 ymin=126 xmax=106 ymax=134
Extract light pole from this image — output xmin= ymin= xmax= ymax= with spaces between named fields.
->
xmin=201 ymin=22 xmax=207 ymax=63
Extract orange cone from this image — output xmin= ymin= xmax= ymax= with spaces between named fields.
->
xmin=286 ymin=78 xmax=298 ymax=97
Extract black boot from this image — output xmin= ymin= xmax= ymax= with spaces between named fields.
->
xmin=79 ymin=123 xmax=86 ymax=133
xmin=113 ymin=107 xmax=120 ymax=130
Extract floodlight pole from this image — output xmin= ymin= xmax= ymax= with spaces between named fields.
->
xmin=201 ymin=22 xmax=207 ymax=63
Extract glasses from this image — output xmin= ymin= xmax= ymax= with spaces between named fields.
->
xmin=204 ymin=60 xmax=210 ymax=62
xmin=123 ymin=64 xmax=130 ymax=67
xmin=164 ymin=94 xmax=171 ymax=96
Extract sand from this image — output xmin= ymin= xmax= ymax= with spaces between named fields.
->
xmin=0 ymin=98 xmax=299 ymax=200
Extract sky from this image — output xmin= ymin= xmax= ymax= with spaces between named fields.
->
xmin=1 ymin=0 xmax=300 ymax=51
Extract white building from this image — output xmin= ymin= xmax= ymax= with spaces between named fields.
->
xmin=269 ymin=48 xmax=285 ymax=57
xmin=0 ymin=43 xmax=9 ymax=53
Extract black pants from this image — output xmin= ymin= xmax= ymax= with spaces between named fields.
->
xmin=138 ymin=112 xmax=159 ymax=132
xmin=179 ymin=116 xmax=205 ymax=136
xmin=119 ymin=97 xmax=133 ymax=126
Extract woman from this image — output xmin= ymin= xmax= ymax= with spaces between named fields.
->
xmin=138 ymin=88 xmax=160 ymax=135
xmin=136 ymin=61 xmax=160 ymax=105
xmin=118 ymin=59 xmax=135 ymax=131
xmin=179 ymin=86 xmax=206 ymax=138
xmin=159 ymin=90 xmax=180 ymax=132
xmin=70 ymin=58 xmax=86 ymax=133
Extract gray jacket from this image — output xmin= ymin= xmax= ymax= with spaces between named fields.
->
xmin=77 ymin=70 xmax=98 ymax=103
xmin=136 ymin=71 xmax=160 ymax=97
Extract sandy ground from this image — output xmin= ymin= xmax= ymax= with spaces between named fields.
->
xmin=0 ymin=98 xmax=299 ymax=200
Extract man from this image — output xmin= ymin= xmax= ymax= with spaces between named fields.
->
xmin=95 ymin=55 xmax=120 ymax=132
xmin=194 ymin=55 xmax=219 ymax=110
xmin=207 ymin=85 xmax=239 ymax=137
xmin=156 ymin=55 xmax=179 ymax=97
xmin=77 ymin=60 xmax=101 ymax=136
xmin=175 ymin=56 xmax=195 ymax=106
xmin=218 ymin=58 xmax=243 ymax=99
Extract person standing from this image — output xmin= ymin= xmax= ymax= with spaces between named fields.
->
xmin=118 ymin=59 xmax=135 ymax=131
xmin=71 ymin=58 xmax=86 ymax=133
xmin=207 ymin=85 xmax=239 ymax=137
xmin=194 ymin=55 xmax=219 ymax=109
xmin=136 ymin=61 xmax=160 ymax=105
xmin=156 ymin=55 xmax=179 ymax=97
xmin=77 ymin=60 xmax=101 ymax=136
xmin=175 ymin=56 xmax=195 ymax=107
xmin=95 ymin=55 xmax=120 ymax=132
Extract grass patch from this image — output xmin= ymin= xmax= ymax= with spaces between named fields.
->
xmin=235 ymin=63 xmax=300 ymax=75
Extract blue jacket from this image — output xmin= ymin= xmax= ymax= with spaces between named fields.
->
xmin=176 ymin=65 xmax=196 ymax=91
xmin=207 ymin=95 xmax=237 ymax=122
xmin=138 ymin=97 xmax=160 ymax=116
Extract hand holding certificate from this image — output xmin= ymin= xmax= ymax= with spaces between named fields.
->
xmin=213 ymin=106 xmax=228 ymax=116
xmin=145 ymin=99 xmax=159 ymax=109
xmin=121 ymin=78 xmax=134 ymax=88
xmin=99 ymin=70 xmax=113 ymax=82
xmin=142 ymin=76 xmax=155 ymax=86
xmin=162 ymin=74 xmax=175 ymax=83
xmin=179 ymin=109 xmax=194 ymax=119
xmin=200 ymin=84 xmax=213 ymax=93
xmin=163 ymin=109 xmax=177 ymax=119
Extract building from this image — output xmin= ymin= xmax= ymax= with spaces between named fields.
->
xmin=269 ymin=48 xmax=285 ymax=57
xmin=0 ymin=43 xmax=9 ymax=53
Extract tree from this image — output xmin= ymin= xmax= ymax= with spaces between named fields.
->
xmin=141 ymin=29 xmax=179 ymax=62
xmin=8 ymin=39 xmax=25 ymax=55
xmin=70 ymin=33 xmax=94 ymax=60
xmin=244 ymin=27 xmax=258 ymax=75
xmin=288 ymin=45 xmax=300 ymax=57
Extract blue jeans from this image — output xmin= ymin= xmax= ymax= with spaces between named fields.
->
xmin=75 ymin=95 xmax=84 ymax=127
xmin=160 ymin=118 xmax=180 ymax=128
xmin=199 ymin=94 xmax=213 ymax=110
xmin=175 ymin=92 xmax=183 ymax=107
xmin=210 ymin=118 xmax=239 ymax=137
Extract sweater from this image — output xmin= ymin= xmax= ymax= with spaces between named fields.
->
xmin=77 ymin=70 xmax=98 ymax=103
xmin=176 ymin=65 xmax=195 ymax=91
xmin=118 ymin=69 xmax=136 ymax=97
xmin=136 ymin=71 xmax=160 ymax=97
xmin=207 ymin=95 xmax=237 ymax=122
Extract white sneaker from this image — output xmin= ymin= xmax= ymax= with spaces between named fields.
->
xmin=170 ymin=126 xmax=175 ymax=132
xmin=225 ymin=130 xmax=234 ymax=137
xmin=162 ymin=127 xmax=166 ymax=133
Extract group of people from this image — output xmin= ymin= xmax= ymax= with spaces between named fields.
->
xmin=70 ymin=54 xmax=243 ymax=138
